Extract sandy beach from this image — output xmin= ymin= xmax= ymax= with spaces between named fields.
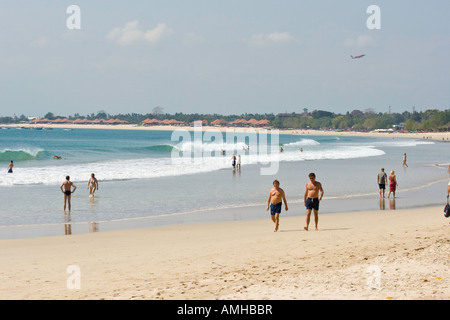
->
xmin=4 ymin=123 xmax=450 ymax=142
xmin=1 ymin=123 xmax=449 ymax=300
xmin=0 ymin=205 xmax=448 ymax=300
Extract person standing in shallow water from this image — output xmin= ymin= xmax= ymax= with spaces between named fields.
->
xmin=87 ymin=173 xmax=99 ymax=197
xmin=231 ymin=154 xmax=236 ymax=170
xmin=388 ymin=170 xmax=398 ymax=198
xmin=304 ymin=172 xmax=324 ymax=231
xmin=266 ymin=180 xmax=288 ymax=232
xmin=60 ymin=175 xmax=76 ymax=211
xmin=7 ymin=161 xmax=14 ymax=173
xmin=377 ymin=168 xmax=388 ymax=198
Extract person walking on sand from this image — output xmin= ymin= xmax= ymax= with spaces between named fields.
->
xmin=87 ymin=173 xmax=99 ymax=197
xmin=377 ymin=168 xmax=388 ymax=198
xmin=60 ymin=175 xmax=76 ymax=211
xmin=388 ymin=170 xmax=398 ymax=198
xmin=304 ymin=172 xmax=324 ymax=231
xmin=403 ymin=153 xmax=408 ymax=167
xmin=266 ymin=180 xmax=288 ymax=232
xmin=7 ymin=161 xmax=14 ymax=173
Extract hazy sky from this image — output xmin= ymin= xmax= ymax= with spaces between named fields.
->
xmin=0 ymin=0 xmax=449 ymax=117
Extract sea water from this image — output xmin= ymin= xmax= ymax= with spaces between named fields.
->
xmin=0 ymin=127 xmax=448 ymax=238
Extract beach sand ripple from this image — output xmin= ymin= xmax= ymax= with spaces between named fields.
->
xmin=0 ymin=207 xmax=448 ymax=300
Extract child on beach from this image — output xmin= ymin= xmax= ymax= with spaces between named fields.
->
xmin=266 ymin=180 xmax=288 ymax=232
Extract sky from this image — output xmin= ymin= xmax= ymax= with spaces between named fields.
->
xmin=0 ymin=0 xmax=449 ymax=117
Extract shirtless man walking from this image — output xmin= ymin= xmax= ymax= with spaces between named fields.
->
xmin=60 ymin=175 xmax=76 ymax=211
xmin=304 ymin=172 xmax=324 ymax=231
xmin=266 ymin=180 xmax=288 ymax=232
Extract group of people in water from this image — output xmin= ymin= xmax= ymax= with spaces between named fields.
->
xmin=60 ymin=173 xmax=99 ymax=211
xmin=6 ymin=156 xmax=98 ymax=212
xmin=7 ymin=150 xmax=449 ymax=227
xmin=376 ymin=153 xmax=410 ymax=199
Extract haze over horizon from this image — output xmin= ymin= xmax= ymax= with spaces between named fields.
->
xmin=1 ymin=1 xmax=448 ymax=118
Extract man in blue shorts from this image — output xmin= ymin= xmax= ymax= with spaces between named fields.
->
xmin=266 ymin=180 xmax=288 ymax=232
xmin=304 ymin=173 xmax=324 ymax=231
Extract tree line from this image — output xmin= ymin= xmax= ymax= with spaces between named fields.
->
xmin=273 ymin=109 xmax=450 ymax=131
xmin=1 ymin=108 xmax=449 ymax=132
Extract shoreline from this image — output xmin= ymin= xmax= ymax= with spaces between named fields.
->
xmin=1 ymin=125 xmax=448 ymax=240
xmin=1 ymin=176 xmax=446 ymax=240
xmin=1 ymin=125 xmax=449 ymax=300
xmin=0 ymin=205 xmax=448 ymax=300
xmin=3 ymin=123 xmax=450 ymax=142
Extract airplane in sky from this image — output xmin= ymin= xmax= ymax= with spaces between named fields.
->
xmin=351 ymin=54 xmax=366 ymax=59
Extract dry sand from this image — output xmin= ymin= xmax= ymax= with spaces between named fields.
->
xmin=0 ymin=206 xmax=448 ymax=300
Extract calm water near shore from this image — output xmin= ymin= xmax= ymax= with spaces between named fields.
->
xmin=0 ymin=127 xmax=448 ymax=239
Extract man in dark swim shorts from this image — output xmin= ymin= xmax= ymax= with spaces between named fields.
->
xmin=270 ymin=202 xmax=282 ymax=215
xmin=304 ymin=173 xmax=324 ymax=231
xmin=60 ymin=175 xmax=77 ymax=211
xmin=266 ymin=180 xmax=288 ymax=232
xmin=305 ymin=197 xmax=320 ymax=211
xmin=377 ymin=168 xmax=387 ymax=198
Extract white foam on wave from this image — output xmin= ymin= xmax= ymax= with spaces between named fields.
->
xmin=0 ymin=144 xmax=385 ymax=186
xmin=282 ymin=139 xmax=320 ymax=147
xmin=372 ymin=139 xmax=435 ymax=147
xmin=175 ymin=141 xmax=249 ymax=153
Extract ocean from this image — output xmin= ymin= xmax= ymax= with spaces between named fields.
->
xmin=0 ymin=126 xmax=449 ymax=239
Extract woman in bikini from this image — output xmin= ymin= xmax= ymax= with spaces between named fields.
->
xmin=87 ymin=173 xmax=99 ymax=197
